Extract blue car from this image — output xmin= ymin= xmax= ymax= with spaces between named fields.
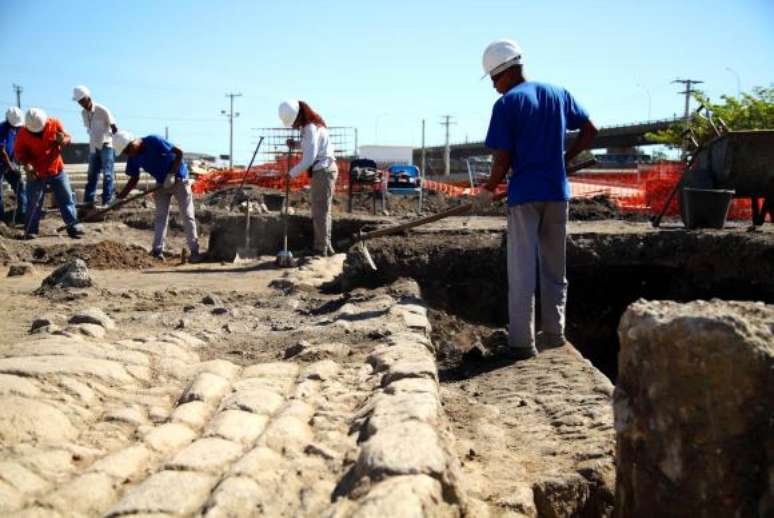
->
xmin=387 ymin=165 xmax=422 ymax=194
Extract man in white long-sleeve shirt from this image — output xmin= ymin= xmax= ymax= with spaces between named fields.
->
xmin=73 ymin=85 xmax=118 ymax=207
xmin=279 ymin=99 xmax=338 ymax=255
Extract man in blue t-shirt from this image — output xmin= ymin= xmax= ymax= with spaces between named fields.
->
xmin=0 ymin=107 xmax=28 ymax=224
xmin=113 ymin=131 xmax=201 ymax=262
xmin=476 ymin=39 xmax=598 ymax=360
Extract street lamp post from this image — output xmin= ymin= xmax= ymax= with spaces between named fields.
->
xmin=725 ymin=67 xmax=741 ymax=97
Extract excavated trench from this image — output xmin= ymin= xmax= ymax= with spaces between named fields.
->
xmin=338 ymin=225 xmax=774 ymax=380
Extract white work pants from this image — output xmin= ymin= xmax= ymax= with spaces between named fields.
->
xmin=506 ymin=201 xmax=568 ymax=349
xmin=153 ymin=180 xmax=199 ymax=254
xmin=311 ymin=165 xmax=338 ymax=254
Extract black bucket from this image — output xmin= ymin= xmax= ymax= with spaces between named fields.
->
xmin=682 ymin=188 xmax=734 ymax=229
xmin=264 ymin=193 xmax=286 ymax=212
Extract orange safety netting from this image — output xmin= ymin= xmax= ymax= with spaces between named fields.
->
xmin=192 ymin=160 xmax=753 ymax=220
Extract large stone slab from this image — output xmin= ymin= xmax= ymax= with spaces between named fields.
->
xmin=616 ymin=299 xmax=774 ymax=517
xmin=0 ymin=396 xmax=77 ymax=443
xmin=106 ymin=470 xmax=217 ymax=516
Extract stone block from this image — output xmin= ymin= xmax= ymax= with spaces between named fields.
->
xmin=0 ymin=461 xmax=49 ymax=494
xmin=68 ymin=307 xmax=115 ymax=330
xmin=39 ymin=259 xmax=91 ymax=289
xmin=203 ymin=476 xmax=261 ymax=518
xmin=381 ymin=358 xmax=438 ymax=387
xmin=88 ymin=445 xmax=152 ymax=480
xmin=144 ymin=423 xmax=197 ymax=454
xmin=0 ymin=396 xmax=77 ymax=444
xmin=179 ymin=372 xmax=231 ymax=405
xmin=220 ymin=388 xmax=284 ymax=415
xmin=171 ymin=401 xmax=211 ymax=429
xmin=350 ymin=475 xmax=445 ymax=518
xmin=0 ymin=355 xmax=136 ymax=384
xmin=230 ymin=446 xmax=286 ymax=480
xmin=241 ymin=361 xmax=299 ymax=380
xmin=356 ymin=421 xmax=447 ymax=480
xmin=73 ymin=323 xmax=106 ymax=338
xmin=106 ymin=470 xmax=216 ymax=516
xmin=7 ymin=262 xmax=34 ymax=277
xmin=206 ymin=410 xmax=269 ymax=445
xmin=615 ymin=299 xmax=774 ymax=517
xmin=43 ymin=472 xmax=116 ymax=515
xmin=259 ymin=415 xmax=313 ymax=453
xmin=166 ymin=437 xmax=243 ymax=472
xmin=0 ymin=374 xmax=41 ymax=398
xmin=0 ymin=480 xmax=24 ymax=513
xmin=302 ymin=359 xmax=340 ymax=381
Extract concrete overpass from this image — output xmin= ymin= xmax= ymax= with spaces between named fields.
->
xmin=412 ymin=117 xmax=683 ymax=168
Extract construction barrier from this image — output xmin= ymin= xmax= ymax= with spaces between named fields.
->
xmin=192 ymin=160 xmax=752 ymax=220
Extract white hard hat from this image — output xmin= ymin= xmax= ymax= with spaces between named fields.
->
xmin=24 ymin=108 xmax=48 ymax=133
xmin=113 ymin=130 xmax=134 ymax=156
xmin=5 ymin=107 xmax=23 ymax=127
xmin=482 ymin=39 xmax=524 ymax=78
xmin=278 ymin=100 xmax=300 ymax=128
xmin=72 ymin=85 xmax=91 ymax=102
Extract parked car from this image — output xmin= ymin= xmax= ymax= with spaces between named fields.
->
xmin=386 ymin=165 xmax=422 ymax=194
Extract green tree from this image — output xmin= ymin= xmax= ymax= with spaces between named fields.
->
xmin=646 ymin=86 xmax=774 ymax=149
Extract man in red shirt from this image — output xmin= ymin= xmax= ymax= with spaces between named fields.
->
xmin=13 ymin=108 xmax=83 ymax=239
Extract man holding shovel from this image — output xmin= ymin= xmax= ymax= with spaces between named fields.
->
xmin=475 ymin=39 xmax=597 ymax=360
xmin=113 ymin=131 xmax=202 ymax=262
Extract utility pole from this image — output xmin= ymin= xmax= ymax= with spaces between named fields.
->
xmin=420 ymin=119 xmax=426 ymax=178
xmin=439 ymin=115 xmax=455 ymax=176
xmin=12 ymin=84 xmax=23 ymax=108
xmin=419 ymin=119 xmax=426 ymax=212
xmin=672 ymin=79 xmax=703 ymax=130
xmin=354 ymin=128 xmax=359 ymax=158
xmin=164 ymin=126 xmax=169 ymax=140
xmin=221 ymin=92 xmax=242 ymax=170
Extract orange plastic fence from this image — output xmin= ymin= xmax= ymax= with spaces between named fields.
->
xmin=192 ymin=160 xmax=752 ymax=220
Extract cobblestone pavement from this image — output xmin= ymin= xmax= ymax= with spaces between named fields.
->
xmin=0 ymin=274 xmax=466 ymax=517
xmin=0 ymin=256 xmax=616 ymax=517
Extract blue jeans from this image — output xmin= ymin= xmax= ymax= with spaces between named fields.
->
xmin=84 ymin=144 xmax=115 ymax=205
xmin=0 ymin=162 xmax=27 ymax=222
xmin=26 ymin=172 xmax=80 ymax=235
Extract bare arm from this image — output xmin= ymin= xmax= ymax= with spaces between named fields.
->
xmin=565 ymin=120 xmax=597 ymax=165
xmin=117 ymin=176 xmax=139 ymax=199
xmin=483 ymin=149 xmax=511 ymax=191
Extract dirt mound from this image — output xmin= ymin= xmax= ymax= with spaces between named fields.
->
xmin=31 ymin=240 xmax=156 ymax=270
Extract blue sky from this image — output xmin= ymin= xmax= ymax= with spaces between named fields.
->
xmin=1 ymin=0 xmax=772 ymax=163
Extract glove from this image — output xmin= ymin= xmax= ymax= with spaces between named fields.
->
xmin=473 ymin=189 xmax=494 ymax=209
xmin=163 ymin=173 xmax=176 ymax=190
xmin=289 ymin=167 xmax=303 ymax=179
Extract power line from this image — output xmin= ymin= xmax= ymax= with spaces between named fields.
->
xmin=439 ymin=115 xmax=456 ymax=176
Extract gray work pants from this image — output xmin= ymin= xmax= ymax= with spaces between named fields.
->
xmin=506 ymin=201 xmax=568 ymax=349
xmin=153 ymin=180 xmax=199 ymax=254
xmin=311 ymin=165 xmax=338 ymax=254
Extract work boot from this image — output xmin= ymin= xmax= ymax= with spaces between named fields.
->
xmin=503 ymin=345 xmax=538 ymax=361
xmin=22 ymin=233 xmax=37 ymax=240
xmin=67 ymin=225 xmax=85 ymax=239
xmin=537 ymin=332 xmax=566 ymax=350
xmin=482 ymin=329 xmax=538 ymax=361
xmin=150 ymin=249 xmax=165 ymax=261
xmin=189 ymin=251 xmax=206 ymax=264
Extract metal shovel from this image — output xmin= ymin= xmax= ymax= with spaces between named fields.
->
xmin=234 ymin=201 xmax=258 ymax=262
xmin=275 ymin=145 xmax=295 ymax=268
